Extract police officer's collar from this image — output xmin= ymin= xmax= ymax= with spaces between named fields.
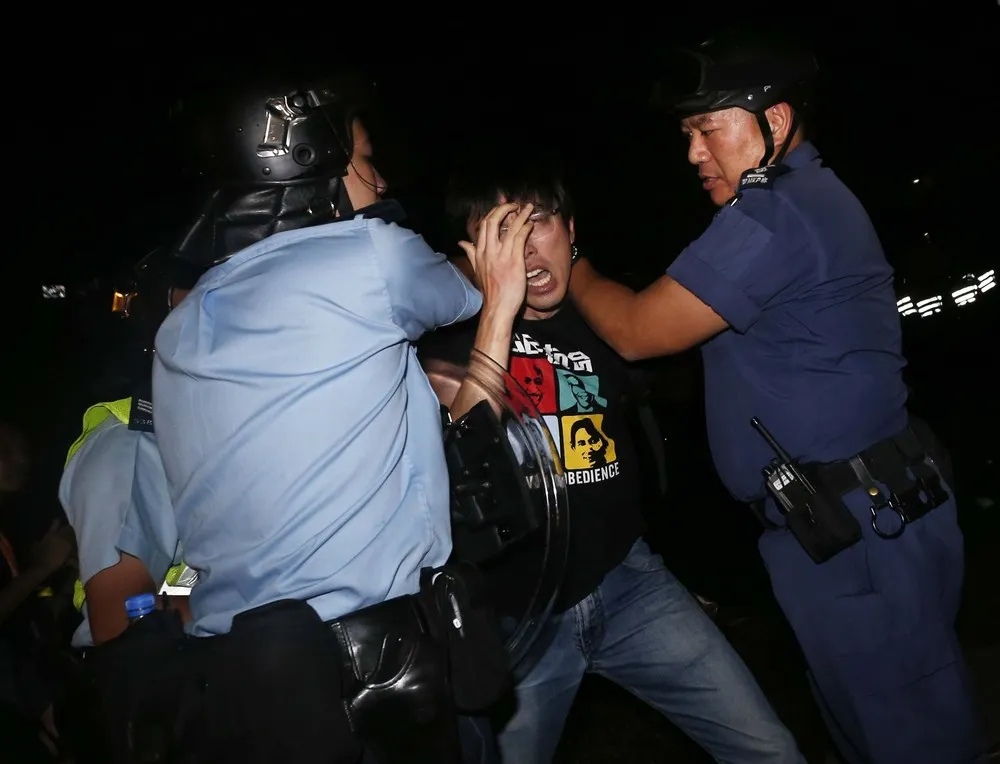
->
xmin=734 ymin=142 xmax=820 ymax=197
xmin=782 ymin=141 xmax=819 ymax=169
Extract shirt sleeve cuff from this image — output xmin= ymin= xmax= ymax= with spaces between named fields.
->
xmin=668 ymin=254 xmax=761 ymax=333
xmin=446 ymin=262 xmax=483 ymax=325
xmin=78 ymin=545 xmax=124 ymax=586
xmin=117 ymin=526 xmax=172 ymax=585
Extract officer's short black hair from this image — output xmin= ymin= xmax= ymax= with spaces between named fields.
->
xmin=445 ymin=142 xmax=574 ymax=239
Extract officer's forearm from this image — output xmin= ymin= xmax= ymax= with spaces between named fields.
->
xmin=572 ymin=261 xmax=725 ymax=358
xmin=450 ymin=310 xmax=513 ymax=420
xmin=569 ymin=260 xmax=642 ymax=359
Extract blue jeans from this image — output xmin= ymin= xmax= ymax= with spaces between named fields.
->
xmin=495 ymin=538 xmax=805 ymax=763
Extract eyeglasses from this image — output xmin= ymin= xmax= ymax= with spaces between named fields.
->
xmin=499 ymin=206 xmax=561 ymax=240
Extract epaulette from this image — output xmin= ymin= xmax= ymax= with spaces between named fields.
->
xmin=728 ymin=164 xmax=791 ymax=206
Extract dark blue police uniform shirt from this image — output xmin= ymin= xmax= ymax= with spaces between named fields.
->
xmin=667 ymin=142 xmax=909 ymax=502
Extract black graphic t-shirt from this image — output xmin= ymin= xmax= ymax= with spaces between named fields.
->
xmin=419 ymin=302 xmax=646 ymax=611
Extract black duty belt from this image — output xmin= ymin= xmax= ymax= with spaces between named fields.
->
xmin=808 ymin=424 xmax=950 ymax=539
xmin=80 ymin=563 xmax=506 ymax=764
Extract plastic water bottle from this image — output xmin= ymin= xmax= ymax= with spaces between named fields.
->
xmin=125 ymin=593 xmax=157 ymax=625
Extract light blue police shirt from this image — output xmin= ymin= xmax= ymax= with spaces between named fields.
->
xmin=152 ymin=216 xmax=482 ymax=636
xmin=119 ymin=430 xmax=182 ymax=589
xmin=59 ymin=420 xmax=178 ymax=647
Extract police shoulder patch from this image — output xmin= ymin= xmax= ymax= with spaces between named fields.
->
xmin=128 ymin=377 xmax=155 ymax=433
xmin=739 ymin=164 xmax=789 ymax=191
xmin=128 ymin=397 xmax=154 ymax=433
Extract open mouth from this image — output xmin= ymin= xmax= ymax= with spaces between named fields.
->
xmin=526 ymin=268 xmax=552 ymax=288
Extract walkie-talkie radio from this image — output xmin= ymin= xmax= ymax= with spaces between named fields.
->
xmin=751 ymin=417 xmax=862 ymax=564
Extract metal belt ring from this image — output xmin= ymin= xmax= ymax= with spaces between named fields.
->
xmin=870 ymin=503 xmax=906 ymax=540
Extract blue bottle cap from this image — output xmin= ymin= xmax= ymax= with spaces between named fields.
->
xmin=125 ymin=593 xmax=157 ymax=619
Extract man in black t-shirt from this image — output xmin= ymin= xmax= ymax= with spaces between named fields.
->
xmin=418 ymin=163 xmax=803 ymax=763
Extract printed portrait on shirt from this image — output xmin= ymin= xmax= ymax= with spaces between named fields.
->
xmin=510 ymin=356 xmax=557 ymax=415
xmin=561 ymin=415 xmax=617 ymax=471
xmin=556 ymin=370 xmax=607 ymax=414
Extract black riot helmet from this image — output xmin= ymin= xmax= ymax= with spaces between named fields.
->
xmin=167 ymin=72 xmax=381 ymax=269
xmin=654 ymin=33 xmax=819 ymax=167
xmin=174 ymin=74 xmax=374 ymax=186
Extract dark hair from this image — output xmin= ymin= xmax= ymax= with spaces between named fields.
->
xmin=445 ymin=143 xmax=574 ymax=239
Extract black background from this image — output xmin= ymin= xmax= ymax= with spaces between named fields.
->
xmin=6 ymin=9 xmax=999 ymax=605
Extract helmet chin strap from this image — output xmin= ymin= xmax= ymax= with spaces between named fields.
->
xmin=337 ymin=155 xmax=385 ymax=216
xmin=754 ymin=110 xmax=801 ymax=167
xmin=333 ymin=177 xmax=354 ymax=218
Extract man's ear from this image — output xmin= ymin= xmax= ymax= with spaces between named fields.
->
xmin=765 ymin=102 xmax=795 ymax=149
